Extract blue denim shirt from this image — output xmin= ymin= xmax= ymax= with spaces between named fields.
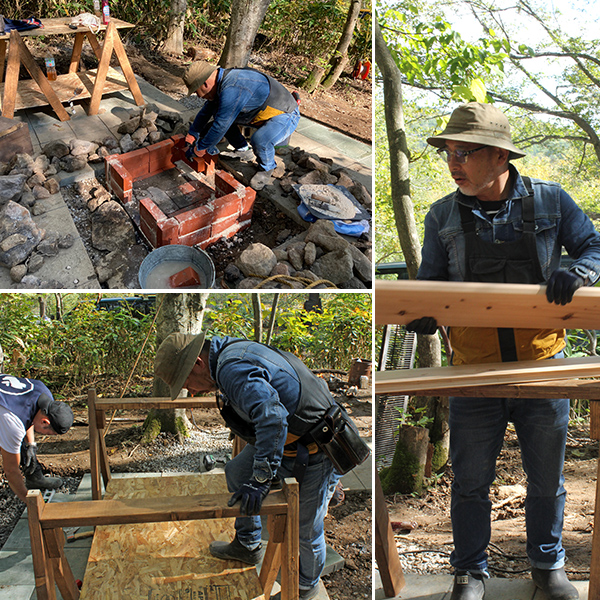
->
xmin=189 ymin=68 xmax=270 ymax=156
xmin=208 ymin=336 xmax=301 ymax=482
xmin=418 ymin=165 xmax=600 ymax=284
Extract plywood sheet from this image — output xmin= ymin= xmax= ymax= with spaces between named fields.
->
xmin=375 ymin=280 xmax=600 ymax=329
xmin=0 ymin=68 xmax=127 ymax=111
xmin=80 ymin=474 xmax=264 ymax=600
xmin=375 ymin=355 xmax=600 ymax=395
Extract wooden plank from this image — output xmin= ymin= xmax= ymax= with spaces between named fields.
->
xmin=0 ymin=39 xmax=6 ymax=85
xmin=375 ymin=356 xmax=600 ymax=395
xmin=260 ymin=515 xmax=285 ymax=598
xmin=0 ymin=17 xmax=134 ymax=40
xmin=281 ymin=478 xmax=299 ymax=600
xmin=88 ymin=389 xmax=102 ymax=501
xmin=374 ymin=474 xmax=405 ymax=597
xmin=39 ymin=490 xmax=290 ymax=529
xmin=392 ymin=379 xmax=600 ymax=400
xmin=26 ymin=490 xmax=57 ymax=600
xmin=95 ymin=396 xmax=218 ymax=410
xmin=590 ymin=456 xmax=600 ymax=600
xmin=108 ymin=24 xmax=144 ymax=106
xmin=69 ymin=32 xmax=85 ymax=73
xmin=375 ymin=280 xmax=600 ymax=329
xmin=44 ymin=529 xmax=80 ymax=600
xmin=88 ymin=22 xmax=116 ymax=116
xmin=591 ymin=401 xmax=600 ymax=440
xmin=0 ymin=67 xmax=128 ymax=111
xmin=1 ymin=31 xmax=20 ymax=118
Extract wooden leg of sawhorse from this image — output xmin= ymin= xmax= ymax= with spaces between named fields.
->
xmin=375 ymin=473 xmax=405 ymax=598
xmin=281 ymin=478 xmax=300 ymax=600
xmin=0 ymin=39 xmax=6 ymax=85
xmin=589 ymin=401 xmax=600 ymax=597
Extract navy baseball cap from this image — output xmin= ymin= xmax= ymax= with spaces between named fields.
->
xmin=37 ymin=393 xmax=73 ymax=434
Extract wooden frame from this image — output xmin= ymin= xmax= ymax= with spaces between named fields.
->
xmin=27 ymin=388 xmax=301 ymax=600
xmin=0 ymin=18 xmax=144 ymax=121
xmin=375 ymin=281 xmax=600 ymax=597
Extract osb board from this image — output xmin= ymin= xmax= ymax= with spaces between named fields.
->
xmin=375 ymin=355 xmax=600 ymax=395
xmin=0 ymin=68 xmax=127 ymax=111
xmin=80 ymin=474 xmax=264 ymax=600
xmin=0 ymin=17 xmax=133 ymax=39
xmin=375 ymin=280 xmax=600 ymax=329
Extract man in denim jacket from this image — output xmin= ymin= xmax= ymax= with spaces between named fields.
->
xmin=155 ymin=332 xmax=342 ymax=600
xmin=408 ymin=102 xmax=600 ymax=600
xmin=183 ymin=61 xmax=300 ymax=191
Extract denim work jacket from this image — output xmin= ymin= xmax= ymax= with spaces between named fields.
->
xmin=189 ymin=69 xmax=270 ymax=155
xmin=418 ymin=165 xmax=600 ymax=284
xmin=209 ymin=336 xmax=301 ymax=482
xmin=418 ymin=165 xmax=600 ymax=364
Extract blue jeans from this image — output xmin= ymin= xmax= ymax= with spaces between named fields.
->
xmin=225 ymin=444 xmax=340 ymax=590
xmin=249 ymin=107 xmax=300 ymax=171
xmin=449 ymin=395 xmax=569 ymax=572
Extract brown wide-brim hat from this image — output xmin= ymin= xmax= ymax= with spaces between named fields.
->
xmin=427 ymin=102 xmax=526 ymax=160
xmin=183 ymin=61 xmax=218 ymax=96
xmin=155 ymin=331 xmax=207 ymax=400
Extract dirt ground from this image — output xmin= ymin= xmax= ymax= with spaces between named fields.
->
xmin=0 ymin=383 xmax=372 ymax=599
xmin=385 ymin=426 xmax=596 ymax=581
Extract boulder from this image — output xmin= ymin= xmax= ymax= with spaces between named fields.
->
xmin=0 ymin=174 xmax=27 ymax=205
xmin=311 ymin=248 xmax=354 ymax=285
xmin=91 ymin=201 xmax=136 ymax=252
xmin=305 ymin=219 xmax=349 ymax=253
xmin=70 ymin=139 xmax=99 ymax=156
xmin=0 ymin=202 xmax=44 ymax=268
xmin=236 ymin=243 xmax=277 ymax=279
xmin=43 ymin=140 xmax=70 ymax=159
xmin=10 ymin=264 xmax=27 ymax=283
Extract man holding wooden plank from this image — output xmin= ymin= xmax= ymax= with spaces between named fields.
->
xmin=0 ymin=374 xmax=73 ymax=502
xmin=408 ymin=102 xmax=600 ymax=600
xmin=155 ymin=332 xmax=369 ymax=600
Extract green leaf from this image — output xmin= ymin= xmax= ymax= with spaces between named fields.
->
xmin=469 ymin=78 xmax=487 ymax=102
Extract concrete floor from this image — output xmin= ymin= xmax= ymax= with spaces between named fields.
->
xmin=0 ymin=438 xmax=372 ymax=600
xmin=2 ymin=71 xmax=371 ymax=290
xmin=374 ymin=569 xmax=590 ymax=599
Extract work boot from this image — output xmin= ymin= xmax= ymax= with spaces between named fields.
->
xmin=25 ymin=463 xmax=63 ymax=490
xmin=531 ymin=567 xmax=579 ymax=600
xmin=209 ymin=535 xmax=263 ymax=565
xmin=450 ymin=571 xmax=485 ymax=600
xmin=250 ymin=169 xmax=274 ymax=191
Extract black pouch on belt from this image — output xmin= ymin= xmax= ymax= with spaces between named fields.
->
xmin=307 ymin=404 xmax=371 ymax=474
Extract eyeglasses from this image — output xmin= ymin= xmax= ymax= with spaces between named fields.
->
xmin=437 ymin=146 xmax=487 ymax=164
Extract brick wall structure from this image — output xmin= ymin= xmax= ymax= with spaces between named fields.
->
xmin=105 ymin=135 xmax=256 ymax=249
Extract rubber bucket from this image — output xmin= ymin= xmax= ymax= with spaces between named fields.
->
xmin=138 ymin=245 xmax=216 ymax=289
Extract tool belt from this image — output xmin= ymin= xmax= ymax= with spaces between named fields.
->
xmin=303 ymin=404 xmax=370 ymax=474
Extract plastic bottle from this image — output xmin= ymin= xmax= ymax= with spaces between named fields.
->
xmin=45 ymin=53 xmax=57 ymax=81
xmin=93 ymin=0 xmax=101 ymax=17
xmin=101 ymin=0 xmax=110 ymax=25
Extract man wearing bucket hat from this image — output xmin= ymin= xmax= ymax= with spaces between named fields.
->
xmin=182 ymin=61 xmax=301 ymax=191
xmin=155 ymin=332 xmax=361 ymax=600
xmin=407 ymin=102 xmax=600 ymax=600
xmin=0 ymin=374 xmax=74 ymax=502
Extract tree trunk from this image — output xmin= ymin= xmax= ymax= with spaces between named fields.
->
xmin=380 ymin=425 xmax=429 ymax=494
xmin=145 ymin=293 xmax=209 ymax=443
xmin=376 ymin=17 xmax=447 ymax=470
xmin=300 ymin=66 xmax=326 ymax=93
xmin=162 ymin=0 xmax=187 ymax=56
xmin=252 ymin=293 xmax=262 ymax=342
xmin=219 ymin=0 xmax=273 ymax=68
xmin=320 ymin=0 xmax=362 ymax=90
xmin=265 ymin=294 xmax=279 ymax=345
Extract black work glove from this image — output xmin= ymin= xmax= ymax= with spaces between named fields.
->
xmin=21 ymin=442 xmax=38 ymax=475
xmin=545 ymin=269 xmax=584 ymax=305
xmin=405 ymin=317 xmax=438 ymax=335
xmin=228 ymin=478 xmax=271 ymax=516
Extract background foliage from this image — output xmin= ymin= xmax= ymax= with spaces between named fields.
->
xmin=0 ymin=293 xmax=372 ymax=399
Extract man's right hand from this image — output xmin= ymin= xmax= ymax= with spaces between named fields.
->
xmin=21 ymin=443 xmax=38 ymax=476
xmin=406 ymin=317 xmax=438 ymax=335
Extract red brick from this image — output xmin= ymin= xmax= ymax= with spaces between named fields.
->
xmin=171 ymin=134 xmax=186 ymax=147
xmin=204 ymin=155 xmax=216 ymax=178
xmin=121 ymin=147 xmax=150 ymax=181
xmin=140 ymin=197 xmax=167 ymax=226
xmin=212 ymin=213 xmax=240 ymax=238
xmin=169 ymin=266 xmax=201 ymax=288
xmin=179 ymin=226 xmax=211 ymax=247
xmin=106 ymin=159 xmax=132 ymax=194
xmin=157 ymin=218 xmax=180 ymax=246
xmin=241 ymin=187 xmax=256 ymax=214
xmin=140 ymin=219 xmax=158 ymax=248
xmin=148 ymin=139 xmax=176 ymax=174
xmin=178 ymin=182 xmax=197 ymax=196
xmin=215 ymin=170 xmax=241 ymax=197
xmin=175 ymin=204 xmax=213 ymax=236
xmin=213 ymin=193 xmax=242 ymax=221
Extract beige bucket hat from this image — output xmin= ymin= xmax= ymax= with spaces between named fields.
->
xmin=427 ymin=102 xmax=526 ymax=160
xmin=183 ymin=61 xmax=218 ymax=96
xmin=155 ymin=331 xmax=207 ymax=399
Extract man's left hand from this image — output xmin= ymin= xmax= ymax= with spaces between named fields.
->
xmin=545 ymin=270 xmax=584 ymax=305
xmin=21 ymin=443 xmax=37 ymax=475
xmin=228 ymin=478 xmax=271 ymax=516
